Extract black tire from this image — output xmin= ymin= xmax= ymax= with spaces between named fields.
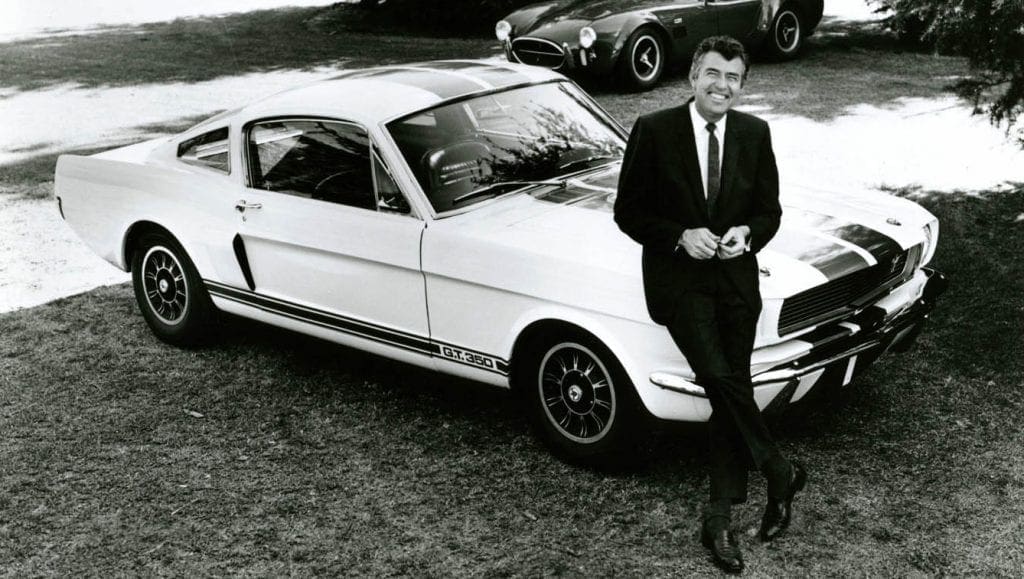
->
xmin=616 ymin=28 xmax=665 ymax=91
xmin=131 ymin=231 xmax=216 ymax=346
xmin=518 ymin=331 xmax=645 ymax=468
xmin=764 ymin=5 xmax=804 ymax=61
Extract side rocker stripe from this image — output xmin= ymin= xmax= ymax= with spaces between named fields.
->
xmin=205 ymin=281 xmax=509 ymax=375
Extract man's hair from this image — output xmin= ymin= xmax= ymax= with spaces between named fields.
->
xmin=689 ymin=36 xmax=750 ymax=84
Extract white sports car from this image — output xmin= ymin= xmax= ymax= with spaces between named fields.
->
xmin=55 ymin=61 xmax=946 ymax=465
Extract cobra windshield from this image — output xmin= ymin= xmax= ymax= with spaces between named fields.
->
xmin=386 ymin=82 xmax=625 ymax=214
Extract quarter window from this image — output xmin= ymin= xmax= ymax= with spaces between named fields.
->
xmin=247 ymin=119 xmax=376 ymax=211
xmin=178 ymin=127 xmax=229 ymax=173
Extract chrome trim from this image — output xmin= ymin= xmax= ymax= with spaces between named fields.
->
xmin=649 ymin=339 xmax=881 ymax=398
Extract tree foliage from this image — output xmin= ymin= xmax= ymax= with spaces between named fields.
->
xmin=875 ymin=0 xmax=1024 ymax=142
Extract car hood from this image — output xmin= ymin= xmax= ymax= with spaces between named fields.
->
xmin=438 ymin=164 xmax=935 ymax=302
xmin=508 ymin=0 xmax=657 ymax=28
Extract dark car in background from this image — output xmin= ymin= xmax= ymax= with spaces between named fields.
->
xmin=496 ymin=0 xmax=824 ymax=90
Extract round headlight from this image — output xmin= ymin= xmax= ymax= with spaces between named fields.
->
xmin=579 ymin=26 xmax=596 ymax=48
xmin=496 ymin=20 xmax=512 ymax=42
xmin=921 ymin=221 xmax=938 ymax=265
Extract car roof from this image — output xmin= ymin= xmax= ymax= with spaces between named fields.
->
xmin=229 ymin=60 xmax=565 ymax=127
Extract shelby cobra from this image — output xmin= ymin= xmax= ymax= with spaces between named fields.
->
xmin=55 ymin=61 xmax=945 ymax=465
xmin=496 ymin=0 xmax=825 ymax=89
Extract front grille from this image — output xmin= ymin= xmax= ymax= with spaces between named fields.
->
xmin=779 ymin=245 xmax=920 ymax=335
xmin=511 ymin=38 xmax=565 ymax=69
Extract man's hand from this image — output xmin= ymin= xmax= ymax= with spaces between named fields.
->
xmin=716 ymin=226 xmax=751 ymax=260
xmin=678 ymin=228 xmax=721 ymax=260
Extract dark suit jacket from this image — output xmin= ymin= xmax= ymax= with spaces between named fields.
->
xmin=614 ymin=103 xmax=782 ymax=325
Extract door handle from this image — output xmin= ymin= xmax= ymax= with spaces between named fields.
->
xmin=235 ymin=200 xmax=263 ymax=212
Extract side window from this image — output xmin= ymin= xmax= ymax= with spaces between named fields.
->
xmin=247 ymin=119 xmax=375 ymax=210
xmin=178 ymin=127 xmax=229 ymax=173
xmin=372 ymin=147 xmax=411 ymax=215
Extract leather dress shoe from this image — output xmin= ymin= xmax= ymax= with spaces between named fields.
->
xmin=759 ymin=460 xmax=807 ymax=542
xmin=701 ymin=526 xmax=744 ymax=574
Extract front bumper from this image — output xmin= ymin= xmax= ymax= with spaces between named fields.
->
xmin=650 ymin=267 xmax=948 ymax=407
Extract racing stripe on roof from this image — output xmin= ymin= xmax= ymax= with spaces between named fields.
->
xmin=417 ymin=60 xmax=535 ymax=89
xmin=337 ymin=67 xmax=489 ymax=99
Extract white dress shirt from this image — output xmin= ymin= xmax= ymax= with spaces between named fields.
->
xmin=689 ymin=101 xmax=726 ymax=200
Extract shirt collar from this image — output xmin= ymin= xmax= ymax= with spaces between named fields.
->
xmin=689 ymin=101 xmax=726 ymax=137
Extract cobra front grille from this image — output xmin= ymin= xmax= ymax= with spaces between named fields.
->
xmin=511 ymin=38 xmax=565 ymax=69
xmin=779 ymin=246 xmax=919 ymax=335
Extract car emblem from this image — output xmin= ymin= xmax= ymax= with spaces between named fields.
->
xmin=759 ymin=266 xmax=771 ymax=277
xmin=886 ymin=217 xmax=902 ymax=226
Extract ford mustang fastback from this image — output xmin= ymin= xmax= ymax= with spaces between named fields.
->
xmin=55 ymin=61 xmax=946 ymax=466
xmin=496 ymin=0 xmax=825 ymax=89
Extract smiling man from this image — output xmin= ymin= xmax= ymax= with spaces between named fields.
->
xmin=614 ymin=36 xmax=805 ymax=573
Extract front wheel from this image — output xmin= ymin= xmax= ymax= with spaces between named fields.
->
xmin=764 ymin=6 xmax=804 ymax=60
xmin=131 ymin=231 xmax=215 ymax=346
xmin=519 ymin=333 xmax=644 ymax=467
xmin=616 ymin=28 xmax=665 ymax=91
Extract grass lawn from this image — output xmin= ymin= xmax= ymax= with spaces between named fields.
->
xmin=2 ymin=3 xmax=1024 ymax=575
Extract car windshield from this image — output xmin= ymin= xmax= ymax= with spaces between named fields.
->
xmin=386 ymin=82 xmax=625 ymax=214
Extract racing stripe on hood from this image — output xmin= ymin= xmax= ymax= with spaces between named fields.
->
xmin=784 ymin=207 xmax=904 ymax=265
xmin=765 ymin=228 xmax=870 ymax=280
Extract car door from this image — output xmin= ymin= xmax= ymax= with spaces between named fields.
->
xmin=233 ymin=116 xmax=430 ymax=347
xmin=712 ymin=0 xmax=764 ymax=40
xmin=652 ymin=0 xmax=719 ymax=56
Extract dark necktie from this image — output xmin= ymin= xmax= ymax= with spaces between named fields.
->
xmin=706 ymin=122 xmax=720 ymax=218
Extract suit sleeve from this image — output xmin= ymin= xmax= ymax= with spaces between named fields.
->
xmin=614 ymin=118 xmax=685 ymax=254
xmin=747 ymin=124 xmax=782 ymax=254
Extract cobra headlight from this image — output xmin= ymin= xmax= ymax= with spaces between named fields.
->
xmin=495 ymin=20 xmax=512 ymax=42
xmin=579 ymin=26 xmax=596 ymax=48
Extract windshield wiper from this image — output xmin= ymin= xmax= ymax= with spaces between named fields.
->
xmin=451 ymin=179 xmax=568 ymax=206
xmin=557 ymin=155 xmax=619 ymax=172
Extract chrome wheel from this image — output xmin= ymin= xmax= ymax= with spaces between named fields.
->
xmin=141 ymin=245 xmax=188 ymax=325
xmin=774 ymin=10 xmax=801 ymax=53
xmin=630 ymin=34 xmax=662 ymax=83
xmin=538 ymin=342 xmax=616 ymax=444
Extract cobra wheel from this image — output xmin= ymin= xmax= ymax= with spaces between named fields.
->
xmin=519 ymin=332 xmax=645 ymax=467
xmin=764 ymin=5 xmax=804 ymax=61
xmin=131 ymin=231 xmax=215 ymax=346
xmin=617 ymin=28 xmax=665 ymax=91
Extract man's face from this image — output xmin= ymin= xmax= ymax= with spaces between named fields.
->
xmin=690 ymin=50 xmax=746 ymax=122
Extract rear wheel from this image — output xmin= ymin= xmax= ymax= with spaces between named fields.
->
xmin=131 ymin=231 xmax=215 ymax=346
xmin=617 ymin=28 xmax=665 ymax=91
xmin=519 ymin=332 xmax=644 ymax=467
xmin=764 ymin=5 xmax=804 ymax=60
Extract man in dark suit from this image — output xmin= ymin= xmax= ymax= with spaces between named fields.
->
xmin=614 ymin=36 xmax=805 ymax=573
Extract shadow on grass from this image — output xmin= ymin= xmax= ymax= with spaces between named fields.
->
xmin=0 ymin=114 xmax=211 ymax=198
xmin=0 ymin=5 xmax=498 ymax=96
xmin=596 ymin=15 xmax=971 ymax=126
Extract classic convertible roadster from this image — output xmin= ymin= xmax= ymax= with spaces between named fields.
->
xmin=497 ymin=0 xmax=825 ymax=89
xmin=55 ymin=61 xmax=945 ymax=465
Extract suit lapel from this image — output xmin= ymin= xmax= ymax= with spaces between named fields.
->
xmin=721 ymin=110 xmax=740 ymax=206
xmin=676 ymin=104 xmax=709 ymax=218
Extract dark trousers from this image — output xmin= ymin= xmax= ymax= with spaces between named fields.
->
xmin=666 ymin=271 xmax=785 ymax=505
